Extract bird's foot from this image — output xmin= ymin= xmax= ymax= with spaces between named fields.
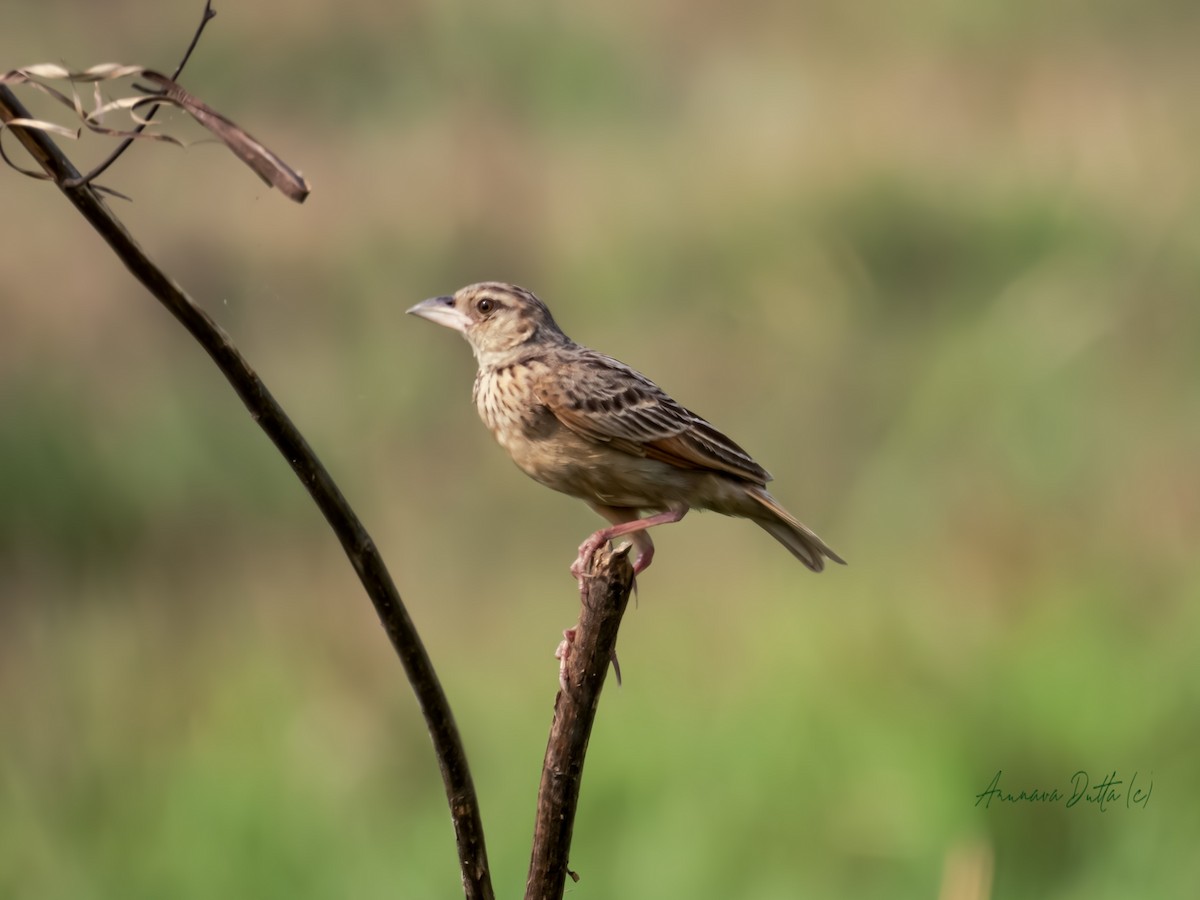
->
xmin=573 ymin=535 xmax=646 ymax=594
xmin=569 ymin=531 xmax=610 ymax=584
xmin=630 ymin=541 xmax=654 ymax=576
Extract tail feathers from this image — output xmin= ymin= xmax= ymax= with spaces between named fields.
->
xmin=747 ymin=488 xmax=846 ymax=573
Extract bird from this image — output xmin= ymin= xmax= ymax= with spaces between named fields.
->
xmin=407 ymin=282 xmax=844 ymax=586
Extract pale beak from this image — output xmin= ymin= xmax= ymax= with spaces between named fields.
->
xmin=406 ymin=295 xmax=471 ymax=332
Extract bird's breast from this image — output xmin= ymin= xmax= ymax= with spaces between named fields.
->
xmin=473 ymin=363 xmax=714 ymax=509
xmin=473 ymin=363 xmax=603 ymax=496
xmin=476 ymin=364 xmax=540 ymax=436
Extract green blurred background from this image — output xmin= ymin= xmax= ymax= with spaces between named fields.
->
xmin=3 ymin=1 xmax=1198 ymax=897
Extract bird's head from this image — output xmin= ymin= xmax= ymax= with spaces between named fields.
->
xmin=407 ymin=282 xmax=570 ymax=365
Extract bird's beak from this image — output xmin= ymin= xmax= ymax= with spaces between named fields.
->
xmin=406 ymin=295 xmax=471 ymax=333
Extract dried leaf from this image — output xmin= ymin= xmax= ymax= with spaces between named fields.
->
xmin=2 ymin=117 xmax=79 ymax=139
xmin=140 ymin=71 xmax=309 ymax=202
xmin=0 ymin=64 xmax=310 ymax=202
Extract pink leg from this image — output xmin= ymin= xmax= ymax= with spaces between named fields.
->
xmin=569 ymin=506 xmax=689 ymax=582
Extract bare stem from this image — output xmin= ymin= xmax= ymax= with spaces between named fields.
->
xmin=0 ymin=84 xmax=493 ymax=900
xmin=526 ymin=546 xmax=636 ymax=900
xmin=62 ymin=0 xmax=217 ymax=188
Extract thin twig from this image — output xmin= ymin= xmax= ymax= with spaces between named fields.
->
xmin=62 ymin=0 xmax=216 ymax=188
xmin=0 ymin=84 xmax=494 ymax=900
xmin=0 ymin=65 xmax=310 ymax=202
xmin=526 ymin=546 xmax=636 ymax=900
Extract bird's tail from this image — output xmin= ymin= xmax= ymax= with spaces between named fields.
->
xmin=746 ymin=487 xmax=845 ymax=573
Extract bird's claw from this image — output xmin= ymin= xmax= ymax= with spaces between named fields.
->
xmin=570 ymin=532 xmax=608 ymax=582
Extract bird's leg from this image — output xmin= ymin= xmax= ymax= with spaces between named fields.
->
xmin=570 ymin=506 xmax=689 ymax=583
xmin=562 ymin=506 xmax=686 ymax=687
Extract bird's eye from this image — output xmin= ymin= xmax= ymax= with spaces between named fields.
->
xmin=477 ymin=298 xmax=495 ymax=314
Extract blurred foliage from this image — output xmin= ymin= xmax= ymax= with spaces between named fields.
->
xmin=2 ymin=0 xmax=1198 ymax=897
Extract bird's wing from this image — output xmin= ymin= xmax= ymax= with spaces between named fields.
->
xmin=536 ymin=350 xmax=772 ymax=486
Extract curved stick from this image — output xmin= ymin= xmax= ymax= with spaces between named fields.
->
xmin=0 ymin=84 xmax=493 ymax=900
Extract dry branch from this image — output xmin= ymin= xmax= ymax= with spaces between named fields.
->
xmin=63 ymin=0 xmax=217 ymax=188
xmin=526 ymin=546 xmax=636 ymax=900
xmin=0 ymin=84 xmax=491 ymax=899
xmin=0 ymin=62 xmax=309 ymax=201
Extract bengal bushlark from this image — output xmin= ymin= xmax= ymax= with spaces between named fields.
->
xmin=408 ymin=282 xmax=844 ymax=584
